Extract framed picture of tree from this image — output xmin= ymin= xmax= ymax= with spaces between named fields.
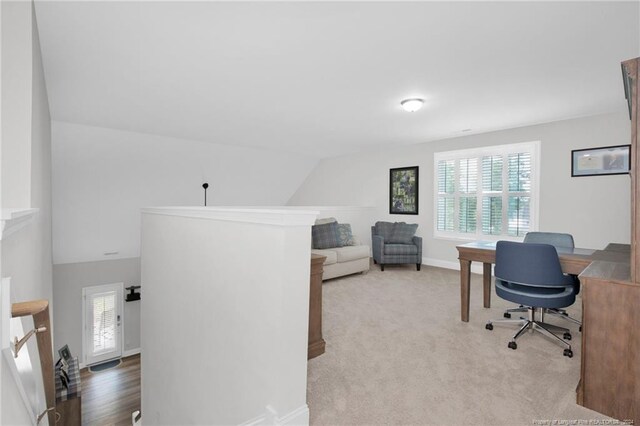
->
xmin=389 ymin=166 xmax=419 ymax=215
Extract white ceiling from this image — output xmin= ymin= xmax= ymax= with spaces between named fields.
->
xmin=34 ymin=1 xmax=640 ymax=158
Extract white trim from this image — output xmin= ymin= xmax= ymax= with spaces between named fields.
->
xmin=142 ymin=207 xmax=319 ymax=227
xmin=285 ymin=205 xmax=376 ymax=211
xmin=240 ymin=404 xmax=309 ymax=426
xmin=434 ymin=141 xmax=538 ymax=160
xmin=123 ymin=348 xmax=140 ymax=358
xmin=423 ymin=257 xmax=485 ymax=275
xmin=0 ymin=208 xmax=38 ymax=241
xmin=278 ymin=405 xmax=309 ymax=425
xmin=433 ymin=234 xmax=525 ymax=243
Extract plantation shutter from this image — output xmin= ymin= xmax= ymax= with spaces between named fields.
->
xmin=434 ymin=142 xmax=537 ymax=239
xmin=437 ymin=160 xmax=455 ymax=231
xmin=458 ymin=158 xmax=477 ymax=233
xmin=507 ymin=152 xmax=532 ymax=236
xmin=481 ymin=155 xmax=503 ymax=235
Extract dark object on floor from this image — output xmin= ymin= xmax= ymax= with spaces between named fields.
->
xmin=89 ymin=358 xmax=122 ymax=373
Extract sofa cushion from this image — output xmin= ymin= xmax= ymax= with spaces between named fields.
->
xmin=312 ymin=222 xmax=340 ymax=249
xmin=311 ymin=249 xmax=338 ymax=265
xmin=375 ymin=221 xmax=396 ymax=241
xmin=315 ymin=217 xmax=337 ymax=225
xmin=388 ymin=223 xmax=418 ymax=244
xmin=337 ymin=223 xmax=355 ymax=246
xmin=384 ymin=244 xmax=418 ymax=255
xmin=333 ymin=245 xmax=370 ymax=263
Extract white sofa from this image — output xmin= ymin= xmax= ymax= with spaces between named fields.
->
xmin=311 ymin=244 xmax=370 ymax=280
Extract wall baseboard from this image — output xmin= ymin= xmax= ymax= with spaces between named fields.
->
xmin=422 ymin=257 xmax=485 ymax=275
xmin=123 ymin=348 xmax=141 ymax=358
xmin=241 ymin=404 xmax=309 ymax=426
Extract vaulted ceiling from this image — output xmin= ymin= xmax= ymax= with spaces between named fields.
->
xmin=34 ymin=1 xmax=639 ymax=158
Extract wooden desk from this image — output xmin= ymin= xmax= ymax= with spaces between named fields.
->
xmin=456 ymin=241 xmax=596 ymax=322
xmin=578 ymin=255 xmax=637 ymax=424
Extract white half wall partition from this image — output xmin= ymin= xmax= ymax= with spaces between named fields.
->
xmin=140 ymin=207 xmax=318 ymax=425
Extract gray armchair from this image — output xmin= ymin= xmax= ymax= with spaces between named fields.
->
xmin=371 ymin=221 xmax=422 ymax=271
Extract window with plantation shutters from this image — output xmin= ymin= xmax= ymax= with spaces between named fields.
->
xmin=434 ymin=142 xmax=539 ymax=240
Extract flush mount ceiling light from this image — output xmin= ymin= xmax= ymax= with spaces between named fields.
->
xmin=400 ymin=98 xmax=424 ymax=112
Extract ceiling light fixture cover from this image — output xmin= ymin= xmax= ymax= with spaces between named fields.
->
xmin=401 ymin=98 xmax=424 ymax=112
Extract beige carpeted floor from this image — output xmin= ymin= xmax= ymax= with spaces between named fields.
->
xmin=307 ymin=265 xmax=611 ymax=426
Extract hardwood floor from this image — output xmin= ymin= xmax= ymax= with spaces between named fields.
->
xmin=80 ymin=354 xmax=141 ymax=426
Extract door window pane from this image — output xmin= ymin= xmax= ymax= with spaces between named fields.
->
xmin=93 ymin=293 xmax=116 ymax=353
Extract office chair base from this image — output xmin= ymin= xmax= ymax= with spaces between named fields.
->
xmin=486 ymin=310 xmax=573 ymax=357
xmin=503 ymin=306 xmax=581 ymax=330
xmin=503 ymin=305 xmax=526 ymax=319
xmin=546 ymin=309 xmax=582 ymax=328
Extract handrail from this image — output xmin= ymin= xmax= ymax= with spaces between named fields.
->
xmin=12 ymin=300 xmax=55 ymax=425
xmin=12 ymin=300 xmax=48 ymax=318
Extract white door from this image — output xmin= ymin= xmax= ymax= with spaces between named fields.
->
xmin=83 ymin=283 xmax=123 ymax=365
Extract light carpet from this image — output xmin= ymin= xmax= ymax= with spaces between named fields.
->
xmin=307 ymin=265 xmax=610 ymax=425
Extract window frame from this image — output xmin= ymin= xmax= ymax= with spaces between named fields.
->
xmin=433 ymin=141 xmax=541 ymax=241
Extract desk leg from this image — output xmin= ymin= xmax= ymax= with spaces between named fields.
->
xmin=460 ymin=259 xmax=471 ymax=322
xmin=483 ymin=263 xmax=492 ymax=308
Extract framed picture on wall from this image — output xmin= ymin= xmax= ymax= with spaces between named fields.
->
xmin=571 ymin=145 xmax=631 ymax=177
xmin=58 ymin=344 xmax=72 ymax=363
xmin=389 ymin=166 xmax=419 ymax=215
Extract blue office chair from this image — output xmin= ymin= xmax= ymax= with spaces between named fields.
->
xmin=485 ymin=241 xmax=576 ymax=357
xmin=503 ymin=232 xmax=582 ymax=330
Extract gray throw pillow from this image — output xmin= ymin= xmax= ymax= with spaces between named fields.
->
xmin=312 ymin=222 xmax=340 ymax=249
xmin=375 ymin=221 xmax=395 ymax=241
xmin=337 ymin=223 xmax=355 ymax=246
xmin=315 ymin=217 xmax=337 ymax=225
xmin=388 ymin=223 xmax=418 ymax=244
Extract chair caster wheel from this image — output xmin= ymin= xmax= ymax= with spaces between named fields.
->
xmin=563 ymin=348 xmax=573 ymax=358
xmin=563 ymin=332 xmax=572 ymax=340
xmin=485 ymin=323 xmax=493 ymax=331
xmin=508 ymin=341 xmax=517 ymax=350
xmin=503 ymin=312 xmax=511 ymax=318
xmin=579 ymin=326 xmax=582 ymax=332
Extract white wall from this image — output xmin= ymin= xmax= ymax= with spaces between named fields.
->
xmin=1 ymin=0 xmax=32 ymax=209
xmin=141 ymin=207 xmax=316 ymax=425
xmin=52 ymin=121 xmax=318 ymax=265
xmin=288 ymin=111 xmax=632 ymax=268
xmin=1 ymin=2 xmax=54 ymax=424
